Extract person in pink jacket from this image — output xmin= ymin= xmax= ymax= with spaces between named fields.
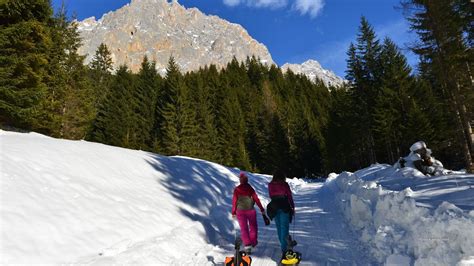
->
xmin=232 ymin=171 xmax=265 ymax=253
xmin=266 ymin=169 xmax=295 ymax=255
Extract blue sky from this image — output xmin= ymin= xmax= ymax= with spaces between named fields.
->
xmin=52 ymin=0 xmax=418 ymax=77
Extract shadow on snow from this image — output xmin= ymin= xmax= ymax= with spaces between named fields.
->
xmin=145 ymin=154 xmax=238 ymax=248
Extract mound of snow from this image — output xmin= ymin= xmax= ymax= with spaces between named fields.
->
xmin=325 ymin=164 xmax=474 ymax=265
xmin=0 ymin=130 xmax=272 ymax=264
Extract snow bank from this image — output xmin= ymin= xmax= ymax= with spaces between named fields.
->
xmin=0 ymin=130 xmax=272 ymax=264
xmin=325 ymin=164 xmax=474 ymax=265
xmin=286 ymin=176 xmax=308 ymax=193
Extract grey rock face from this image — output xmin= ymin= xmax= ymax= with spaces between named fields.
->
xmin=281 ymin=60 xmax=346 ymax=88
xmin=77 ymin=0 xmax=274 ymax=73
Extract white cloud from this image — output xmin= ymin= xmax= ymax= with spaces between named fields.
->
xmin=222 ymin=0 xmax=324 ymax=18
xmin=222 ymin=0 xmax=288 ymax=10
xmin=253 ymin=0 xmax=287 ymax=8
xmin=223 ymin=0 xmax=241 ymax=7
xmin=293 ymin=0 xmax=324 ymax=18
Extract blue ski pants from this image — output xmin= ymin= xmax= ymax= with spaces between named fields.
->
xmin=274 ymin=209 xmax=290 ymax=252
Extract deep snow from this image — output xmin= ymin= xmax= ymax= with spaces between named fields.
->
xmin=326 ymin=164 xmax=474 ymax=265
xmin=1 ymin=130 xmax=473 ymax=265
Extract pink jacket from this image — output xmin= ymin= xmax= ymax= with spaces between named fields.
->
xmin=268 ymin=181 xmax=295 ymax=210
xmin=232 ymin=183 xmax=265 ymax=215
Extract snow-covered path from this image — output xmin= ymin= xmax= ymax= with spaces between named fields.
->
xmin=244 ymin=181 xmax=375 ymax=265
xmin=4 ymin=131 xmax=470 ymax=265
xmin=2 ymin=130 xmax=377 ymax=265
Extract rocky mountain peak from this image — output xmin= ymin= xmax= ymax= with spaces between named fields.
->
xmin=301 ymin=59 xmax=322 ymax=68
xmin=76 ymin=0 xmax=274 ymax=73
xmin=281 ymin=60 xmax=346 ymax=88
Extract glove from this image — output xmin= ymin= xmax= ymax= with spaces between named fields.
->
xmin=262 ymin=213 xmax=270 ymax=226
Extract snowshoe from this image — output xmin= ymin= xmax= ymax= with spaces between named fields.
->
xmin=280 ymin=235 xmax=301 ymax=265
xmin=281 ymin=249 xmax=301 ymax=265
xmin=225 ymin=237 xmax=252 ymax=266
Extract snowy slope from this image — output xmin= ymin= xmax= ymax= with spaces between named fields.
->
xmin=1 ymin=130 xmax=245 ymax=264
xmin=326 ymin=164 xmax=474 ymax=265
xmin=1 ymin=130 xmax=378 ymax=265
xmin=2 ymin=130 xmax=473 ymax=265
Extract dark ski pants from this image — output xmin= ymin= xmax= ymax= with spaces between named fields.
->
xmin=274 ymin=209 xmax=290 ymax=252
xmin=236 ymin=209 xmax=258 ymax=247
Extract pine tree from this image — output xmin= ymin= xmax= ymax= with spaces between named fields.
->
xmin=405 ymin=100 xmax=435 ymax=146
xmin=90 ymin=43 xmax=113 ymax=73
xmin=252 ymin=80 xmax=289 ymax=173
xmin=0 ymin=0 xmax=53 ymax=130
xmin=301 ymin=79 xmax=329 ymax=177
xmin=89 ymin=43 xmax=114 ymax=109
xmin=129 ymin=56 xmax=160 ymax=150
xmin=185 ymin=71 xmax=218 ymax=161
xmin=89 ymin=65 xmax=135 ymax=147
xmin=288 ymin=99 xmax=319 ymax=177
xmin=407 ymin=78 xmax=460 ymax=167
xmin=158 ymin=57 xmax=198 ymax=156
xmin=372 ymin=38 xmax=414 ymax=163
xmin=326 ymin=86 xmax=361 ymax=172
xmin=49 ymin=8 xmax=94 ymax=139
xmin=345 ymin=17 xmax=383 ymax=165
xmin=402 ymin=0 xmax=473 ymax=171
xmin=372 ymin=86 xmax=402 ymax=163
xmin=217 ymin=94 xmax=251 ymax=170
xmin=281 ymin=70 xmax=306 ymax=176
xmin=246 ymin=56 xmax=266 ymax=89
xmin=215 ymin=62 xmax=252 ymax=170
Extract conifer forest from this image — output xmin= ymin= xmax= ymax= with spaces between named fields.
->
xmin=1 ymin=0 xmax=472 ymax=176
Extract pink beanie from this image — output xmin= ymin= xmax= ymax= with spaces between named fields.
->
xmin=239 ymin=172 xmax=248 ymax=184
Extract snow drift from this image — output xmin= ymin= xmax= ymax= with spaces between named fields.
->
xmin=0 ymin=130 xmax=272 ymax=264
xmin=326 ymin=164 xmax=474 ymax=265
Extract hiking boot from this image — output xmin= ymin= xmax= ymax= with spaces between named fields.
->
xmin=244 ymin=245 xmax=252 ymax=255
xmin=286 ymin=235 xmax=297 ymax=247
xmin=290 ymin=239 xmax=297 ymax=247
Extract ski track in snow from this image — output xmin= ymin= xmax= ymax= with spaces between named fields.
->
xmin=238 ymin=182 xmax=376 ymax=266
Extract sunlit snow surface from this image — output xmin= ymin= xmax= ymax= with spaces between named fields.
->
xmin=326 ymin=164 xmax=474 ymax=265
xmin=1 ymin=130 xmax=473 ymax=265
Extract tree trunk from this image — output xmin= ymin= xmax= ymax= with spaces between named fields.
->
xmin=453 ymin=81 xmax=474 ymax=172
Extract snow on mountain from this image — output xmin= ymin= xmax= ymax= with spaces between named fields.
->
xmin=281 ymin=60 xmax=346 ymax=88
xmin=76 ymin=0 xmax=274 ymax=73
xmin=1 ymin=130 xmax=473 ymax=264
